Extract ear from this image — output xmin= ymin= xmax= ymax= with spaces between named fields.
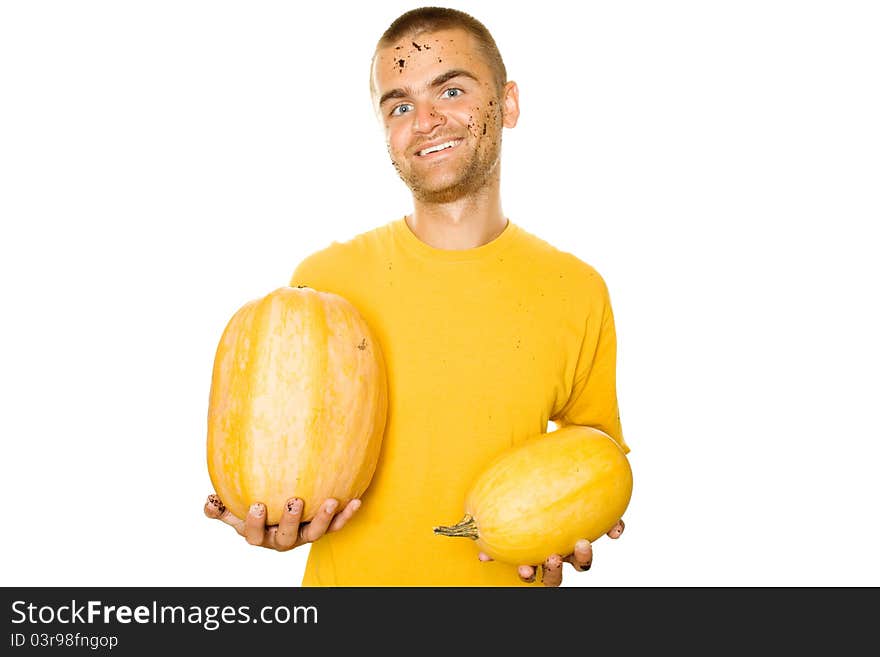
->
xmin=501 ymin=80 xmax=520 ymax=128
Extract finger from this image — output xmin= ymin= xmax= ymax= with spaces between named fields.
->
xmin=204 ymin=494 xmax=225 ymax=519
xmin=607 ymin=519 xmax=625 ymax=539
xmin=570 ymin=539 xmax=593 ymax=572
xmin=205 ymin=494 xmax=246 ymax=535
xmin=274 ymin=498 xmax=304 ymax=550
xmin=328 ymin=498 xmax=361 ymax=533
xmin=517 ymin=565 xmax=536 ymax=583
xmin=478 ymin=552 xmax=493 ymax=562
xmin=244 ymin=503 xmax=267 ymax=546
xmin=541 ymin=554 xmax=564 ymax=587
xmin=300 ymin=499 xmax=338 ymax=543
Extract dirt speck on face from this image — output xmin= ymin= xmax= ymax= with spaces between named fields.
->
xmin=411 ymin=41 xmax=422 ymax=51
xmin=397 ymin=59 xmax=405 ymax=69
xmin=357 ymin=338 xmax=367 ymax=351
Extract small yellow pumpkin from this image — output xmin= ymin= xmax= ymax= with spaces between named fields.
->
xmin=434 ymin=425 xmax=632 ymax=565
xmin=206 ymin=285 xmax=387 ymax=525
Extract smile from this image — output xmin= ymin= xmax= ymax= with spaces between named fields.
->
xmin=416 ymin=139 xmax=463 ymax=157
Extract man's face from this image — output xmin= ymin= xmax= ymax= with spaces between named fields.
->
xmin=371 ymin=28 xmax=518 ymax=204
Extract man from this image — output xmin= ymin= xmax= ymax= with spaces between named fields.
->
xmin=205 ymin=6 xmax=629 ymax=587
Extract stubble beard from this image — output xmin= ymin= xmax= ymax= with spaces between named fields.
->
xmin=389 ymin=136 xmax=502 ymax=204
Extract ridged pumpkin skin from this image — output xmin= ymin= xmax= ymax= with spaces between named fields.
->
xmin=206 ymin=285 xmax=387 ymax=525
xmin=435 ymin=425 xmax=632 ymax=565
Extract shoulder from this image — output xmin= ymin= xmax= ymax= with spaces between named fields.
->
xmin=512 ymin=223 xmax=610 ymax=298
xmin=290 ymin=221 xmax=394 ymax=287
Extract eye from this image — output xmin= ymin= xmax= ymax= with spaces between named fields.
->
xmin=442 ymin=88 xmax=463 ymax=99
xmin=390 ymin=103 xmax=414 ymax=117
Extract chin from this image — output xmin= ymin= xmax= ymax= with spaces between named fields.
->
xmin=399 ymin=157 xmax=491 ymax=202
xmin=410 ymin=181 xmax=476 ymax=204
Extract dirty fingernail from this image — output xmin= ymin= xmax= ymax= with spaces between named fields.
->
xmin=208 ymin=495 xmax=225 ymax=512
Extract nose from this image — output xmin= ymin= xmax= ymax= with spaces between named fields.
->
xmin=412 ymin=102 xmax=445 ymax=134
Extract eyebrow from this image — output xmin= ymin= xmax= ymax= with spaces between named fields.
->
xmin=378 ymin=68 xmax=480 ymax=107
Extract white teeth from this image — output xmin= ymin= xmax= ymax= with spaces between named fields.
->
xmin=419 ymin=140 xmax=459 ymax=156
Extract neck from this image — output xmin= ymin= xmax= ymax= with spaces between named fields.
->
xmin=406 ymin=171 xmax=507 ymax=250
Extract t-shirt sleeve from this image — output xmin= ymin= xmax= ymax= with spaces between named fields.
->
xmin=550 ymin=274 xmax=629 ymax=454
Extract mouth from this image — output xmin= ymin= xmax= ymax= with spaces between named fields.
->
xmin=415 ymin=138 xmax=463 ymax=158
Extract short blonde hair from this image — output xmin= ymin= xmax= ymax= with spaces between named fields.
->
xmin=370 ymin=6 xmax=508 ymax=98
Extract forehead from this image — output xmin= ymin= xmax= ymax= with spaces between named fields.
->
xmin=371 ymin=27 xmax=491 ymax=97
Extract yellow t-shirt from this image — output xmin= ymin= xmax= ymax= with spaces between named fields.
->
xmin=290 ymin=217 xmax=628 ymax=586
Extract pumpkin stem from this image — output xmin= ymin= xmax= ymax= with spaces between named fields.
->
xmin=433 ymin=514 xmax=479 ymax=540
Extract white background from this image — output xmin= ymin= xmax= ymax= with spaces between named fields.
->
xmin=2 ymin=0 xmax=878 ymax=587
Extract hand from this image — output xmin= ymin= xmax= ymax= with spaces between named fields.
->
xmin=203 ymin=493 xmax=362 ymax=551
xmin=478 ymin=519 xmax=625 ymax=586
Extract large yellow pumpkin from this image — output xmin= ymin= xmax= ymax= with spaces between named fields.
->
xmin=206 ymin=285 xmax=387 ymax=525
xmin=434 ymin=425 xmax=632 ymax=565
